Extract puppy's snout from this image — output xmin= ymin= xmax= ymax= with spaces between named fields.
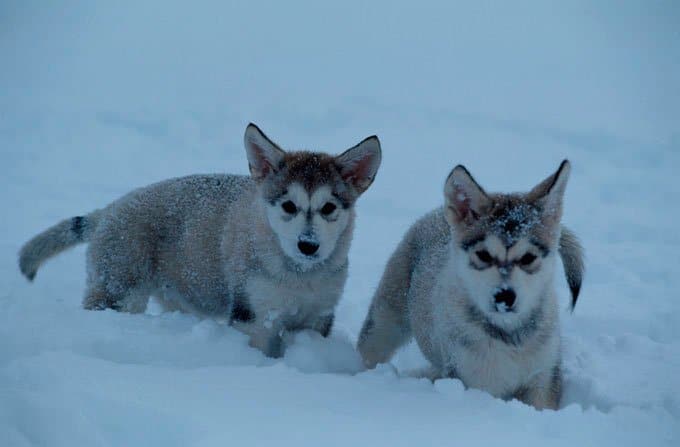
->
xmin=297 ymin=240 xmax=319 ymax=256
xmin=494 ymin=288 xmax=516 ymax=310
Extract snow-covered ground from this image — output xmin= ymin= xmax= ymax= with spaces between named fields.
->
xmin=2 ymin=1 xmax=679 ymax=445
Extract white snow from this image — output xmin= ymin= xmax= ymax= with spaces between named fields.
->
xmin=2 ymin=1 xmax=679 ymax=446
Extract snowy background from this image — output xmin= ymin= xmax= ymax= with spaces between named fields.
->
xmin=2 ymin=1 xmax=679 ymax=445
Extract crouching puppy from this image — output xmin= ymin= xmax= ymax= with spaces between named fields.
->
xmin=19 ymin=123 xmax=381 ymax=358
xmin=357 ymin=160 xmax=583 ymax=409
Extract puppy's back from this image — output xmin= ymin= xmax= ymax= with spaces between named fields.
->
xmin=87 ymin=174 xmax=255 ymax=311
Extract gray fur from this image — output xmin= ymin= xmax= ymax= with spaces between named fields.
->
xmin=19 ymin=212 xmax=102 ymax=281
xmin=558 ymin=226 xmax=584 ymax=309
xmin=19 ymin=123 xmax=381 ymax=358
xmin=358 ymin=160 xmax=582 ymax=410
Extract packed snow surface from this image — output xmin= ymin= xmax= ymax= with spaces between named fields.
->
xmin=2 ymin=1 xmax=679 ymax=446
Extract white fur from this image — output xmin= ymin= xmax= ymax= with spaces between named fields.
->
xmin=431 ymin=244 xmax=560 ymax=398
xmin=265 ymin=183 xmax=350 ymax=271
xmin=454 ymin=235 xmax=557 ymax=330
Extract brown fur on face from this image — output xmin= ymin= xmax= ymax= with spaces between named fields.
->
xmin=244 ymin=124 xmax=381 ymax=209
xmin=445 ymin=161 xmax=571 ymax=256
xmin=453 ymin=194 xmax=559 ymax=257
xmin=262 ymin=152 xmax=354 ymax=208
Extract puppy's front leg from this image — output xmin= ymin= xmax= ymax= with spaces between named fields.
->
xmin=518 ymin=364 xmax=562 ymax=410
xmin=311 ymin=313 xmax=334 ymax=337
xmin=248 ymin=326 xmax=284 ymax=358
xmin=232 ymin=318 xmax=284 ymax=358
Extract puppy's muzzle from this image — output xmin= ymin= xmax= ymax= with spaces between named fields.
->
xmin=297 ymin=235 xmax=319 ymax=256
xmin=494 ymin=288 xmax=516 ymax=311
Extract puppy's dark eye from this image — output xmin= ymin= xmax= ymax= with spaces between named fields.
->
xmin=320 ymin=202 xmax=337 ymax=215
xmin=281 ymin=200 xmax=297 ymax=214
xmin=519 ymin=253 xmax=537 ymax=266
xmin=475 ymin=250 xmax=493 ymax=264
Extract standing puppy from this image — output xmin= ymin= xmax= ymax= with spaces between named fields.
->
xmin=358 ymin=161 xmax=583 ymax=409
xmin=19 ymin=123 xmax=381 ymax=357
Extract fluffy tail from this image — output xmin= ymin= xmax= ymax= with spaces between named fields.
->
xmin=558 ymin=226 xmax=584 ymax=310
xmin=18 ymin=210 xmax=102 ymax=281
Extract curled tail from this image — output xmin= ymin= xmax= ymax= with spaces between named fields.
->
xmin=19 ymin=210 xmax=102 ymax=281
xmin=558 ymin=226 xmax=584 ymax=310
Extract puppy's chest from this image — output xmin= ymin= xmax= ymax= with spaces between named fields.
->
xmin=429 ymin=283 xmax=555 ymax=397
xmin=444 ymin=335 xmax=542 ymax=397
xmin=244 ymin=274 xmax=340 ymax=326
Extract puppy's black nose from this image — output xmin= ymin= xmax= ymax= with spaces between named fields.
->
xmin=298 ymin=240 xmax=319 ymax=256
xmin=494 ymin=288 xmax=516 ymax=309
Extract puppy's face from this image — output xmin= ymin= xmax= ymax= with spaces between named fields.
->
xmin=243 ymin=124 xmax=381 ymax=271
xmin=444 ymin=161 xmax=571 ymax=325
xmin=453 ymin=229 xmax=557 ymax=326
xmin=264 ymin=182 xmax=351 ymax=270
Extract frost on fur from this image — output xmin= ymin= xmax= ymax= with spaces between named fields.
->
xmin=359 ymin=160 xmax=582 ymax=410
xmin=19 ymin=123 xmax=381 ymax=359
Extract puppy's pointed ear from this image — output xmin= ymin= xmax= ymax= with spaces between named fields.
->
xmin=528 ymin=160 xmax=571 ymax=218
xmin=244 ymin=123 xmax=286 ymax=181
xmin=335 ymin=135 xmax=382 ymax=194
xmin=444 ymin=165 xmax=491 ymax=224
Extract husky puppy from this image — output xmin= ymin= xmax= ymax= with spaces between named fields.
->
xmin=19 ymin=123 xmax=382 ymax=357
xmin=357 ymin=161 xmax=583 ymax=409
